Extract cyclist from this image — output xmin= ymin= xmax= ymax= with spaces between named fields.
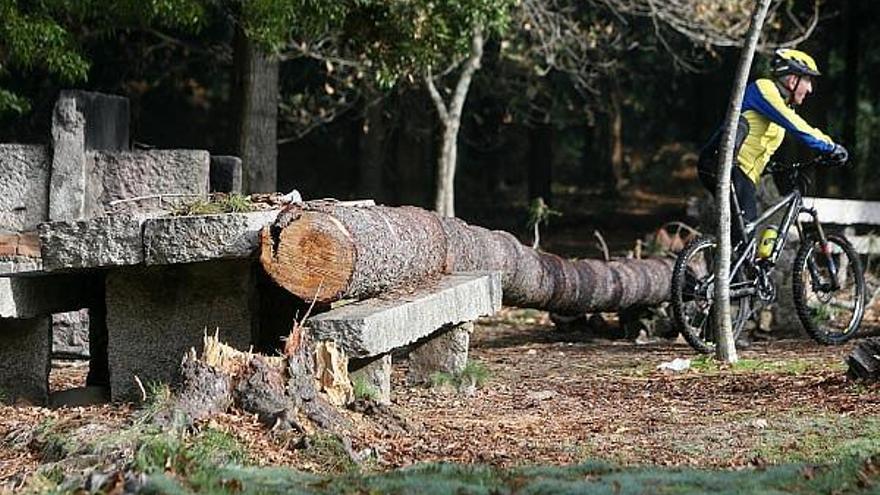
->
xmin=697 ymin=48 xmax=849 ymax=233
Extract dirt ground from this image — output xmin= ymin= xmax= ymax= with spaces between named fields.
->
xmin=356 ymin=310 xmax=880 ymax=469
xmin=2 ymin=307 xmax=879 ymax=490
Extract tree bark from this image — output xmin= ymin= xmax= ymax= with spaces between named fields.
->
xmin=357 ymin=91 xmax=387 ymax=201
xmin=394 ymin=89 xmax=434 ymax=207
xmin=842 ymin=0 xmax=860 ymax=196
xmin=155 ymin=327 xmax=347 ymax=435
xmin=608 ymin=82 xmax=626 ymax=194
xmin=233 ymin=27 xmax=279 ymax=194
xmin=261 ymin=202 xmax=672 ymax=315
xmin=426 ymin=26 xmax=485 ymax=218
xmin=528 ymin=124 xmax=553 ymax=204
xmin=713 ymin=0 xmax=773 ymax=363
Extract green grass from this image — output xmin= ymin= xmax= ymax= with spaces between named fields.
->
xmin=430 ymin=360 xmax=492 ymax=390
xmin=751 ymin=414 xmax=880 ymax=464
xmin=351 ymin=376 xmax=380 ymax=401
xmin=612 ymin=355 xmax=833 ymax=378
xmin=145 ymin=456 xmax=880 ymax=494
xmin=300 ymin=433 xmax=358 ymax=474
xmin=135 ymin=427 xmax=248 ymax=475
xmin=688 ymin=355 xmax=840 ymax=375
xmin=17 ymin=395 xmax=250 ymax=494
xmin=17 ymin=401 xmax=880 ymax=494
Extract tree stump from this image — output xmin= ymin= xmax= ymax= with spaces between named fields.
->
xmin=847 ymin=337 xmax=880 ymax=381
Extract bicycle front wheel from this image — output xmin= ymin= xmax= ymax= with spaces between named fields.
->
xmin=792 ymin=233 xmax=866 ymax=344
xmin=671 ymin=236 xmax=751 ymax=354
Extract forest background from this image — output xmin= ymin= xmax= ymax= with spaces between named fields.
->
xmin=0 ymin=0 xmax=874 ymax=246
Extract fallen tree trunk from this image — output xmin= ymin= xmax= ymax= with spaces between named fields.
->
xmin=261 ymin=202 xmax=672 ymax=315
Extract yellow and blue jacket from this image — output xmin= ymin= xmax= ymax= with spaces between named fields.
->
xmin=736 ymin=78 xmax=835 ymax=183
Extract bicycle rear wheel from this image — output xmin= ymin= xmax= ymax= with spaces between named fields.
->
xmin=792 ymin=233 xmax=865 ymax=344
xmin=671 ymin=236 xmax=751 ymax=354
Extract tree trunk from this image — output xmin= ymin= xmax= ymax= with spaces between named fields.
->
xmin=842 ymin=0 xmax=860 ymax=196
xmin=394 ymin=89 xmax=434 ymax=207
xmin=580 ymin=123 xmax=601 ymax=187
xmin=233 ymin=27 xmax=279 ymax=194
xmin=608 ymin=82 xmax=626 ymax=194
xmin=427 ymin=26 xmax=485 ymax=217
xmin=811 ymin=39 xmax=834 ymax=195
xmin=357 ymin=91 xmax=387 ymax=201
xmin=713 ymin=0 xmax=773 ymax=363
xmin=528 ymin=124 xmax=553 ymax=204
xmin=261 ymin=202 xmax=673 ymax=315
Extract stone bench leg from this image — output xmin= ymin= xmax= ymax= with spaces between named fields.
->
xmin=407 ymin=321 xmax=472 ymax=384
xmin=350 ymin=354 xmax=392 ymax=404
xmin=0 ymin=317 xmax=51 ymax=404
xmin=106 ymin=260 xmax=256 ymax=401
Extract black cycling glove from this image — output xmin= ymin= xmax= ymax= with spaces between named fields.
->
xmin=828 ymin=143 xmax=849 ymax=166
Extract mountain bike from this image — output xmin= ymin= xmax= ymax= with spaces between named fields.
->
xmin=671 ymin=156 xmax=866 ymax=354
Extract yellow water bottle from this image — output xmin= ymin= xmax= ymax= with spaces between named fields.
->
xmin=757 ymin=226 xmax=779 ymax=259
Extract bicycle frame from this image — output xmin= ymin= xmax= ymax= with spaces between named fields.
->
xmin=725 ymin=179 xmax=838 ymax=300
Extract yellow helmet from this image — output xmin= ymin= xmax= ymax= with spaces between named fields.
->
xmin=771 ymin=49 xmax=821 ymax=77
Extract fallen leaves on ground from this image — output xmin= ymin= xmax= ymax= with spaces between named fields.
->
xmin=2 ymin=309 xmax=880 ymax=490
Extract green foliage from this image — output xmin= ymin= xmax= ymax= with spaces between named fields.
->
xmin=351 ymin=376 xmax=380 ymax=401
xmin=0 ymin=88 xmax=30 ymax=115
xmin=242 ymin=0 xmax=349 ymax=52
xmin=809 ymin=304 xmax=837 ymax=325
xmin=526 ymin=197 xmax=562 ymax=230
xmin=19 ymin=405 xmax=248 ymax=493
xmin=362 ymin=0 xmax=514 ymax=83
xmin=245 ymin=0 xmax=514 ymax=86
xmin=0 ymin=0 xmax=90 ymax=98
xmin=0 ymin=0 xmax=205 ymax=113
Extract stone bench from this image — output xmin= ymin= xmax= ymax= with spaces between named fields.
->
xmin=38 ymin=210 xmax=281 ymax=272
xmin=1 ymin=210 xmax=285 ymax=403
xmin=801 ymin=197 xmax=880 ymax=254
xmin=308 ymin=272 xmax=502 ymax=403
xmin=0 ymin=90 xmax=258 ymax=405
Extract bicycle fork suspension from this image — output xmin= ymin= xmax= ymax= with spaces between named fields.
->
xmin=801 ymin=212 xmax=840 ymax=292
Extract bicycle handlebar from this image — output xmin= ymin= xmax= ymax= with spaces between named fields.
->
xmin=763 ymin=155 xmax=837 ymax=175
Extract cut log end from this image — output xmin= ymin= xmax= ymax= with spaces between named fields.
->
xmin=260 ymin=212 xmax=357 ymax=303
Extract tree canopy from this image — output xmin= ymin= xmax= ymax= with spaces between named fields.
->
xmin=0 ymin=0 xmax=205 ymax=113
